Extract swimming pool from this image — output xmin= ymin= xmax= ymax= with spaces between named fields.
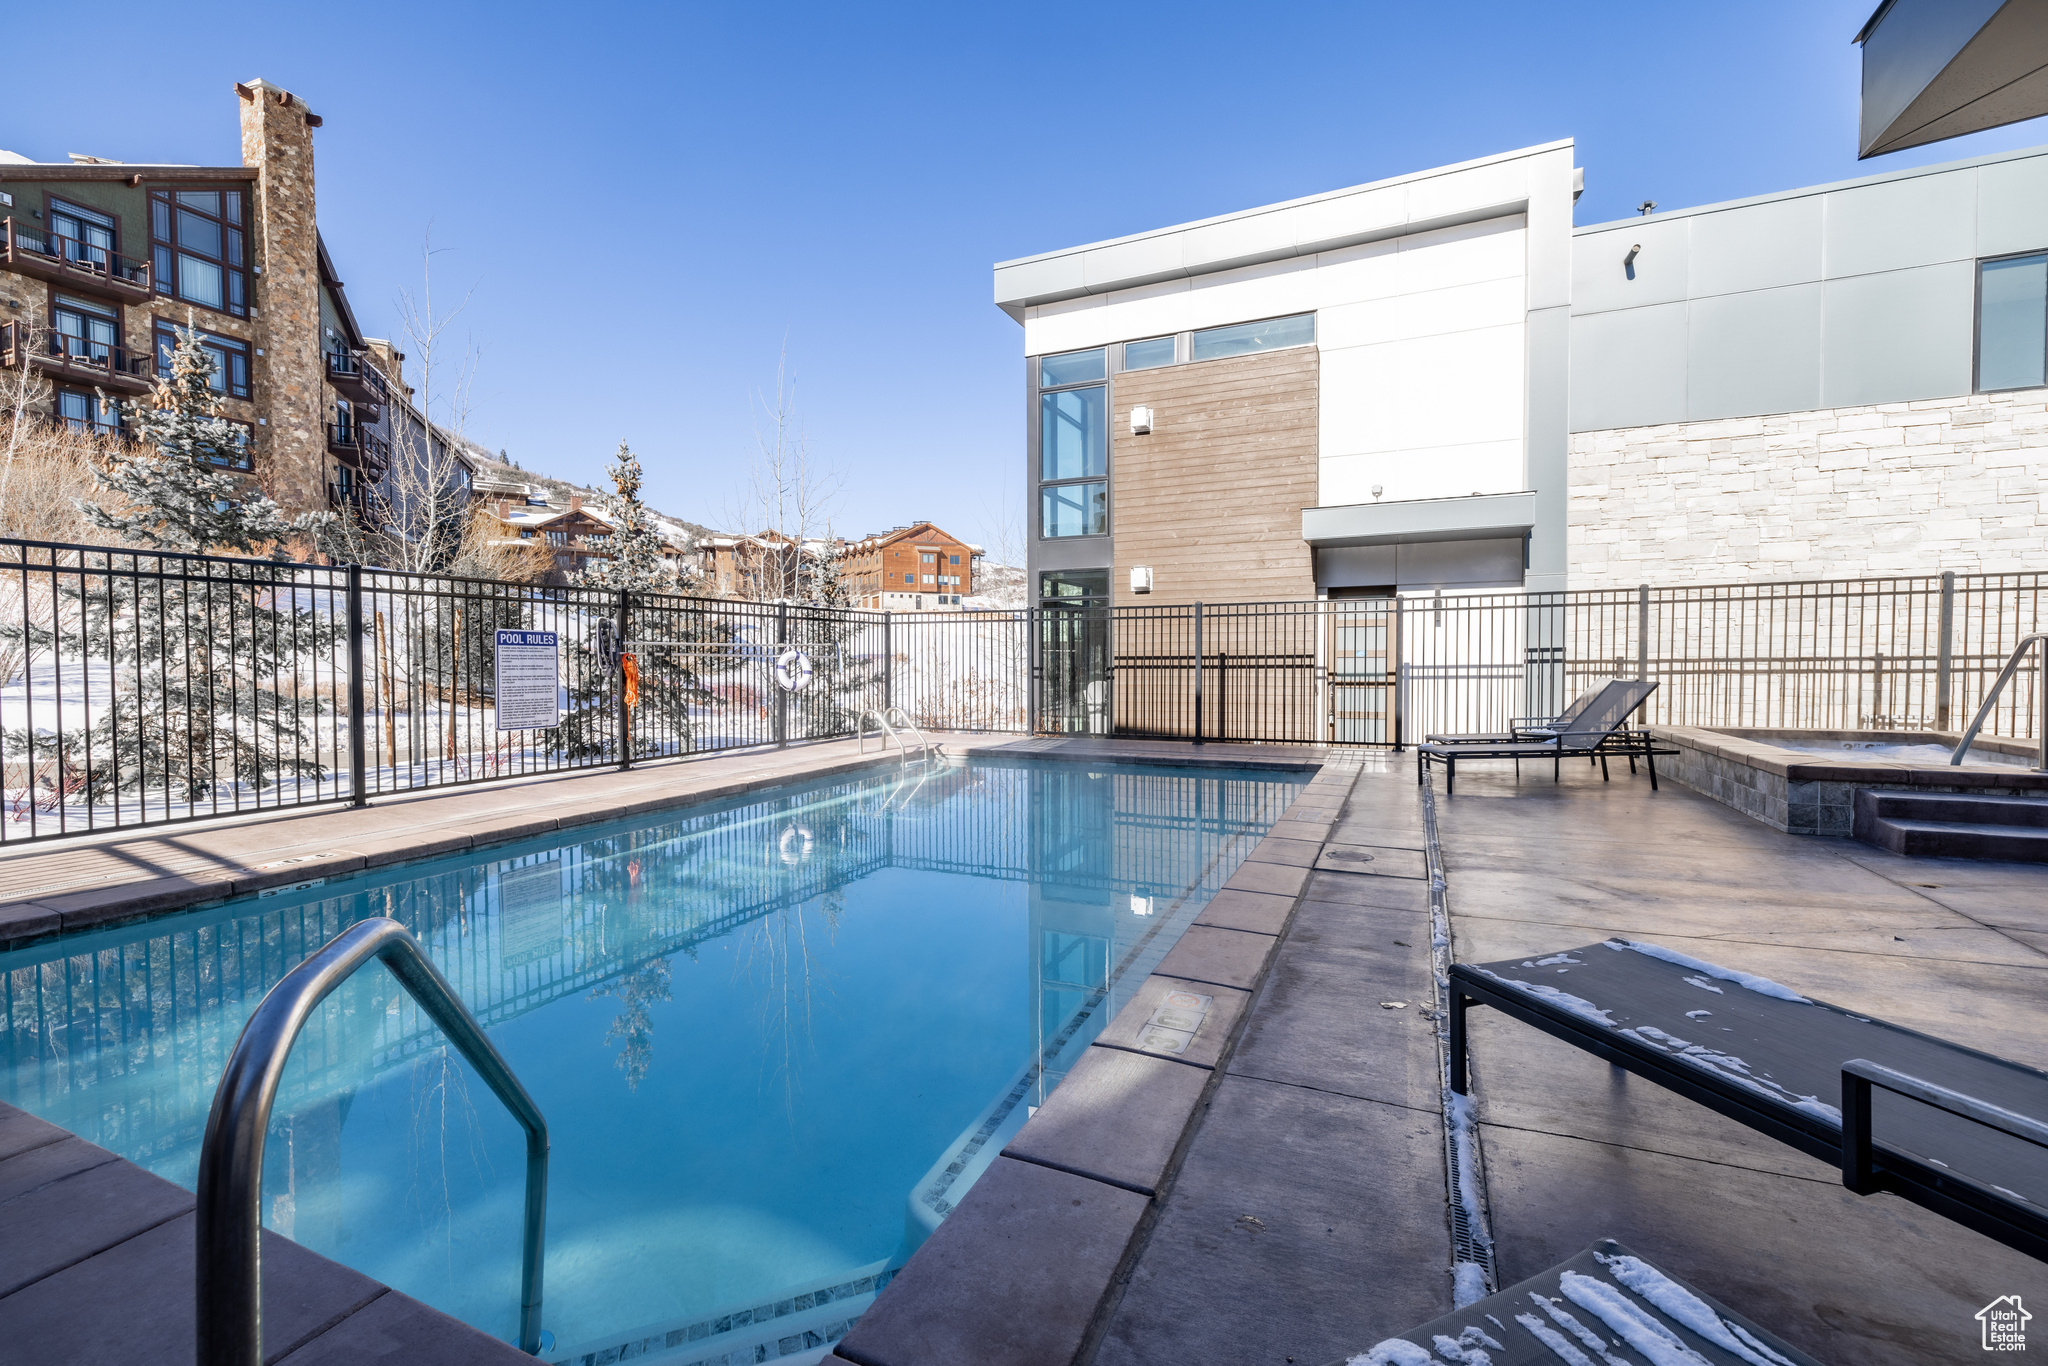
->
xmin=0 ymin=756 xmax=1307 ymax=1361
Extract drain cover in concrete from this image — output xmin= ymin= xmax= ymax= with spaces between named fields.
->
xmin=1314 ymin=844 xmax=1426 ymax=878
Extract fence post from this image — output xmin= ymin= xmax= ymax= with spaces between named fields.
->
xmin=883 ymin=610 xmax=894 ymax=713
xmin=776 ymin=600 xmax=789 ymax=749
xmin=1936 ymin=570 xmax=1955 ymax=731
xmin=1027 ymin=607 xmax=1040 ymax=736
xmin=1392 ymin=598 xmax=1406 ymax=752
xmin=346 ymin=565 xmax=367 ymax=807
xmin=616 ymin=590 xmax=633 ymax=771
xmin=1192 ymin=601 xmax=1205 ymax=744
xmin=1636 ymin=583 xmax=1651 ymax=721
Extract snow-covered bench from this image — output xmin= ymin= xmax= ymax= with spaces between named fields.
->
xmin=1336 ymin=1238 xmax=1821 ymax=1366
xmin=1449 ymin=938 xmax=2048 ymax=1262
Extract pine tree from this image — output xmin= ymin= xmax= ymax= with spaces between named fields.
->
xmin=3 ymin=327 xmax=341 ymax=804
xmin=578 ymin=442 xmax=671 ymax=594
xmin=85 ymin=323 xmax=329 ymax=554
xmin=561 ymin=441 xmax=721 ymax=761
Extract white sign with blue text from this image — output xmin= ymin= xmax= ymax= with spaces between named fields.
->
xmin=494 ymin=629 xmax=561 ymax=731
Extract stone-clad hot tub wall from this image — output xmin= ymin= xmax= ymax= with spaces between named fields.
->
xmin=1649 ymin=726 xmax=2048 ymax=835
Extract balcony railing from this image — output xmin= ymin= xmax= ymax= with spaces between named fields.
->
xmin=327 ymin=421 xmax=391 ymax=472
xmin=1 ymin=218 xmax=152 ymax=301
xmin=0 ymin=322 xmax=154 ymax=394
xmin=325 ymin=348 xmax=390 ymax=409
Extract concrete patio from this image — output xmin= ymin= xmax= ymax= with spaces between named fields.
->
xmin=2 ymin=737 xmax=2043 ymax=1365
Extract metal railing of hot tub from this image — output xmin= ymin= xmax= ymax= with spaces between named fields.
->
xmin=1951 ymin=633 xmax=2048 ymax=770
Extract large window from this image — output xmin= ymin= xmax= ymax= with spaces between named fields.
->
xmin=151 ymin=187 xmax=248 ymax=317
xmin=155 ymin=322 xmax=250 ymax=398
xmin=1190 ymin=312 xmax=1315 ymax=362
xmin=1978 ymin=253 xmax=2048 ymax=393
xmin=1037 ymin=347 xmax=1108 ymax=539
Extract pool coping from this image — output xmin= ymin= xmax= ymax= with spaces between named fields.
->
xmin=830 ymin=749 xmax=1366 ymax=1366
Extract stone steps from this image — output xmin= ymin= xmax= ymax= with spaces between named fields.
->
xmin=1854 ymin=789 xmax=2048 ymax=860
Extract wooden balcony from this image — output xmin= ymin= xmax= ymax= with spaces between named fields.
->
xmin=325 ymin=348 xmax=389 ymax=412
xmin=0 ymin=322 xmax=154 ymax=395
xmin=1 ymin=218 xmax=152 ymax=303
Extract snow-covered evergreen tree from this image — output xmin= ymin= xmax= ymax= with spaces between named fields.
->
xmin=561 ymin=441 xmax=721 ymax=760
xmin=3 ymin=327 xmax=339 ymax=804
xmin=85 ymin=324 xmax=327 ymax=554
xmin=579 ymin=442 xmax=671 ymax=594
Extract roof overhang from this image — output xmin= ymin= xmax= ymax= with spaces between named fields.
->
xmin=1301 ymin=491 xmax=1536 ymax=548
xmin=1856 ymin=0 xmax=2048 ymax=158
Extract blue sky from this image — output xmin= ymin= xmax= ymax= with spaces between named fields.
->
xmin=8 ymin=1 xmax=2048 ymax=556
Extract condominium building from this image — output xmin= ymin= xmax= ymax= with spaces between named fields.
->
xmin=996 ymin=138 xmax=2048 ymax=605
xmin=0 ymin=80 xmax=395 ymax=522
xmin=841 ymin=522 xmax=981 ymax=608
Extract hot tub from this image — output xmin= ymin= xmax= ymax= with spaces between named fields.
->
xmin=1647 ymin=726 xmax=2048 ymax=835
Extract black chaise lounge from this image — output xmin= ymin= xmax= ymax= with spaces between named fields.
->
xmin=1417 ymin=680 xmax=1672 ymax=795
xmin=1450 ymin=938 xmax=2048 ymax=1261
xmin=1327 ymin=1238 xmax=1822 ymax=1366
xmin=1425 ymin=676 xmax=1620 ymax=745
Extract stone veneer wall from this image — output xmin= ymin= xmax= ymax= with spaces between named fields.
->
xmin=1569 ymin=386 xmax=2048 ymax=587
xmin=239 ymin=80 xmax=327 ymax=513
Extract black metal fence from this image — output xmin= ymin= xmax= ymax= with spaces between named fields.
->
xmin=5 ymin=532 xmax=2044 ymax=845
xmin=0 ymin=539 xmax=1033 ymax=844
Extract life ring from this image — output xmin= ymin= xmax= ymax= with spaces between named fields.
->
xmin=777 ymin=824 xmax=814 ymax=866
xmin=774 ymin=648 xmax=814 ymax=692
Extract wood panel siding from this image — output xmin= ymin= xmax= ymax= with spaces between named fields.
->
xmin=1111 ymin=347 xmax=1318 ymax=607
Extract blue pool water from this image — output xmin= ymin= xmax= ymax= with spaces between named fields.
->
xmin=0 ymin=757 xmax=1306 ymax=1359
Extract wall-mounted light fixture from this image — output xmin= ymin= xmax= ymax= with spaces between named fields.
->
xmin=1130 ymin=566 xmax=1154 ymax=595
xmin=1624 ymin=243 xmax=1641 ymax=281
xmin=1371 ymin=484 xmax=1384 ymax=500
xmin=1129 ymin=405 xmax=1153 ymax=435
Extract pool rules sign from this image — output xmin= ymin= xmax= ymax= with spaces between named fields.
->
xmin=495 ymin=629 xmax=562 ymax=731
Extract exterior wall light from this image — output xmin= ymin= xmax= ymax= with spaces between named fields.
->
xmin=1130 ymin=566 xmax=1154 ymax=595
xmin=1129 ymin=405 xmax=1153 ymax=435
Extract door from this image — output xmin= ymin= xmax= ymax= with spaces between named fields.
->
xmin=1328 ymin=597 xmax=1396 ymax=745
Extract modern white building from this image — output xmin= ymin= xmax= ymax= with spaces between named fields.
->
xmin=996 ymin=138 xmax=2048 ymax=604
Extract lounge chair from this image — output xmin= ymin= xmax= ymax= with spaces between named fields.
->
xmin=1331 ymin=1238 xmax=1821 ymax=1366
xmin=1416 ymin=681 xmax=1670 ymax=795
xmin=1449 ymin=938 xmax=2048 ymax=1261
xmin=1425 ymin=676 xmax=1619 ymax=745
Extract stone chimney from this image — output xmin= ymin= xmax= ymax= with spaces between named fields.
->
xmin=237 ymin=79 xmax=325 ymax=512
xmin=569 ymin=495 xmax=583 ymax=512
xmin=362 ymin=338 xmax=406 ymax=394
xmin=495 ymin=499 xmax=510 ymax=520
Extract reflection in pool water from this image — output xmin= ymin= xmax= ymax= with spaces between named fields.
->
xmin=0 ymin=757 xmax=1305 ymax=1357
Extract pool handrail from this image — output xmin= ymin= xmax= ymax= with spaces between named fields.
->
xmin=195 ymin=917 xmax=550 ymax=1363
xmin=859 ymin=705 xmax=936 ymax=766
xmin=1949 ymin=632 xmax=2048 ymax=770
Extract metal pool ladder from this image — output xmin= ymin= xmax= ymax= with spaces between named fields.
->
xmin=195 ymin=917 xmax=550 ymax=1364
xmin=860 ymin=705 xmax=937 ymax=766
xmin=1951 ymin=632 xmax=2048 ymax=770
